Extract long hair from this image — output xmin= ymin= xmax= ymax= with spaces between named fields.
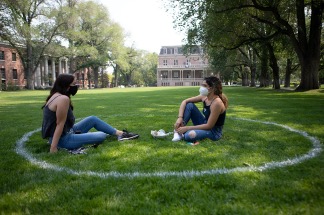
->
xmin=42 ymin=74 xmax=75 ymax=109
xmin=204 ymin=76 xmax=228 ymax=109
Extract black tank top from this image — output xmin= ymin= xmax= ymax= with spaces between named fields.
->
xmin=41 ymin=95 xmax=75 ymax=139
xmin=203 ymin=98 xmax=226 ymax=127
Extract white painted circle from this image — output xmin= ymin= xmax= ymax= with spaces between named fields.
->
xmin=15 ymin=118 xmax=322 ymax=178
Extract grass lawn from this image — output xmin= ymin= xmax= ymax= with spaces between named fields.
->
xmin=0 ymin=86 xmax=323 ymax=214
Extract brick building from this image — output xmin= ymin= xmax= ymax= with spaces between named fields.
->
xmin=157 ymin=45 xmax=217 ymax=87
xmin=0 ymin=42 xmax=93 ymax=90
xmin=0 ymin=42 xmax=25 ymax=89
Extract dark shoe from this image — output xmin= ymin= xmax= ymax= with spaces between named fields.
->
xmin=118 ymin=130 xmax=139 ymax=141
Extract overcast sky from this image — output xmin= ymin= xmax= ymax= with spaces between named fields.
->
xmin=97 ymin=0 xmax=185 ymax=53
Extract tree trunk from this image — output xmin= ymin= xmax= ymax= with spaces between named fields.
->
xmin=82 ymin=70 xmax=85 ymax=88
xmin=242 ymin=66 xmax=249 ymax=86
xmin=259 ymin=46 xmax=269 ymax=87
xmin=250 ymin=50 xmax=257 ymax=87
xmin=126 ymin=73 xmax=131 ymax=86
xmin=267 ymin=43 xmax=280 ymax=89
xmin=101 ymin=67 xmax=104 ymax=88
xmin=296 ymin=57 xmax=320 ymax=91
xmin=293 ymin=0 xmax=322 ymax=91
xmin=26 ymin=44 xmax=35 ymax=90
xmin=88 ymin=68 xmax=91 ymax=89
xmin=114 ymin=64 xmax=118 ymax=87
xmin=284 ymin=59 xmax=292 ymax=88
xmin=93 ymin=66 xmax=99 ymax=88
xmin=69 ymin=57 xmax=73 ymax=74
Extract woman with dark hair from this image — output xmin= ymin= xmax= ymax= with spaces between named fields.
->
xmin=172 ymin=76 xmax=228 ymax=143
xmin=42 ymin=74 xmax=139 ymax=153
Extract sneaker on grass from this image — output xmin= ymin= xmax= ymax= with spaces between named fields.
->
xmin=172 ymin=130 xmax=183 ymax=142
xmin=118 ymin=130 xmax=139 ymax=141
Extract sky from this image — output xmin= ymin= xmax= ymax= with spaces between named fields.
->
xmin=97 ymin=0 xmax=185 ymax=53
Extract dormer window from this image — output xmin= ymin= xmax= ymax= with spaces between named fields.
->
xmin=160 ymin=48 xmax=167 ymax=55
xmin=167 ymin=48 xmax=174 ymax=54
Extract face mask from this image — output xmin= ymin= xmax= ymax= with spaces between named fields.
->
xmin=68 ymin=85 xmax=78 ymax=96
xmin=199 ymin=86 xmax=209 ymax=96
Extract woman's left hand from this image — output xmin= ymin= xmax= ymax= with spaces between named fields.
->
xmin=176 ymin=126 xmax=189 ymax=134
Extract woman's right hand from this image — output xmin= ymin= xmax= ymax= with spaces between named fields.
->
xmin=50 ymin=145 xmax=58 ymax=153
xmin=174 ymin=118 xmax=183 ymax=129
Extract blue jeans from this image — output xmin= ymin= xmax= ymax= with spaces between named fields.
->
xmin=182 ymin=103 xmax=223 ymax=142
xmin=50 ymin=116 xmax=117 ymax=149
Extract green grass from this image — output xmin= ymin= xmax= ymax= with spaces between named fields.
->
xmin=0 ymin=86 xmax=323 ymax=214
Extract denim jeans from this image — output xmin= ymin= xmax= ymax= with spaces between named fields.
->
xmin=182 ymin=103 xmax=223 ymax=142
xmin=49 ymin=116 xmax=117 ymax=149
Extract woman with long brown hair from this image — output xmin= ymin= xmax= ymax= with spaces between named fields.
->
xmin=42 ymin=74 xmax=139 ymax=153
xmin=173 ymin=76 xmax=228 ymax=143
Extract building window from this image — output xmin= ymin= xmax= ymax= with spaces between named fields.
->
xmin=13 ymin=69 xmax=17 ymax=79
xmin=159 ymin=48 xmax=167 ymax=55
xmin=174 ymin=71 xmax=179 ymax=78
xmin=163 ymin=59 xmax=167 ymax=66
xmin=162 ymin=72 xmax=168 ymax=78
xmin=1 ymin=68 xmax=5 ymax=80
xmin=12 ymin=53 xmax=16 ymax=61
xmin=174 ymin=59 xmax=178 ymax=65
xmin=167 ymin=48 xmax=174 ymax=54
xmin=0 ymin=51 xmax=4 ymax=60
xmin=190 ymin=46 xmax=200 ymax=54
xmin=186 ymin=59 xmax=190 ymax=67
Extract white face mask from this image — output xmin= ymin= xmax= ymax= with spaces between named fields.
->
xmin=199 ymin=86 xmax=209 ymax=96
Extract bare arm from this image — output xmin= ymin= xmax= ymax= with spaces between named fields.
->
xmin=176 ymin=98 xmax=224 ymax=134
xmin=50 ymin=96 xmax=70 ymax=153
xmin=174 ymin=95 xmax=204 ymax=129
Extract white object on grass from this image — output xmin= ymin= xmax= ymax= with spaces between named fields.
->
xmin=151 ymin=129 xmax=172 ymax=138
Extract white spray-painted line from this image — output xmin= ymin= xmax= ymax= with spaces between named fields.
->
xmin=15 ymin=118 xmax=322 ymax=179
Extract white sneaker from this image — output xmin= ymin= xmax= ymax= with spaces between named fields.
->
xmin=172 ymin=131 xmax=182 ymax=142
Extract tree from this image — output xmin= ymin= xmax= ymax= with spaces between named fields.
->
xmin=0 ymin=0 xmax=68 ymax=89
xmin=118 ymin=47 xmax=141 ymax=86
xmin=167 ymin=0 xmax=323 ymax=91
xmin=138 ymin=51 xmax=158 ymax=86
xmin=118 ymin=49 xmax=158 ymax=87
xmin=106 ymin=24 xmax=128 ymax=87
xmin=167 ymin=0 xmax=276 ymax=87
xmin=63 ymin=1 xmax=121 ymax=88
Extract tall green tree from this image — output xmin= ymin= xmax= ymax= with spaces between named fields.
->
xmin=64 ymin=1 xmax=121 ymax=88
xmin=167 ymin=0 xmax=323 ymax=91
xmin=133 ymin=51 xmax=158 ymax=86
xmin=0 ymin=0 xmax=67 ymax=89
xmin=106 ymin=24 xmax=128 ymax=87
xmin=118 ymin=47 xmax=141 ymax=86
xmin=141 ymin=52 xmax=158 ymax=86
